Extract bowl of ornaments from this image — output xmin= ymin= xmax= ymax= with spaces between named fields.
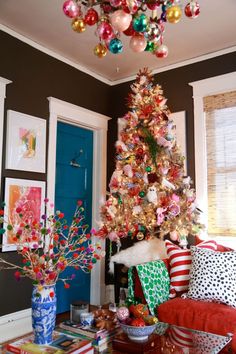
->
xmin=116 ymin=303 xmax=158 ymax=342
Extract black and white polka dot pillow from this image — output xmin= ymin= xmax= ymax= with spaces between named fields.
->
xmin=182 ymin=246 xmax=236 ymax=307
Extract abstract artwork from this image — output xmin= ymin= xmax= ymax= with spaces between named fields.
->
xmin=5 ymin=110 xmax=46 ymax=173
xmin=2 ymin=178 xmax=45 ymax=252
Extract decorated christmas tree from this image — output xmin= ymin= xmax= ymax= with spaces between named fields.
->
xmin=96 ymin=68 xmax=203 ymax=249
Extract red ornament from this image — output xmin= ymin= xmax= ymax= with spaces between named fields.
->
xmin=131 ymin=318 xmax=146 ymax=327
xmin=84 ymin=8 xmax=99 ymax=26
xmin=185 ymin=1 xmax=200 ymax=19
xmin=123 ymin=22 xmax=136 ymax=36
xmin=130 ymin=303 xmax=149 ymax=318
xmin=155 ymin=44 xmax=168 ymax=58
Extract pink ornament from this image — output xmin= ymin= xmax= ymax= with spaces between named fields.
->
xmin=129 ymin=35 xmax=147 ymax=52
xmin=110 ymin=0 xmax=123 ymax=7
xmin=185 ymin=2 xmax=200 ymax=19
xmin=62 ymin=0 xmax=79 ymax=18
xmin=170 ymin=230 xmax=179 ymax=241
xmin=110 ymin=10 xmax=132 ymax=32
xmin=97 ymin=21 xmax=114 ymax=40
xmin=156 ymin=207 xmax=166 ymax=226
xmin=171 ymin=193 xmax=180 ymax=202
xmin=117 ymin=306 xmax=130 ymax=321
xmin=108 ymin=231 xmax=119 ymax=242
xmin=155 ymin=44 xmax=168 ymax=58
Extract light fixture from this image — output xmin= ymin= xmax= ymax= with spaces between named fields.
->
xmin=62 ymin=0 xmax=200 ymax=58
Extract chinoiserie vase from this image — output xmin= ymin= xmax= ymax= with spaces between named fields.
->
xmin=31 ymin=283 xmax=57 ymax=345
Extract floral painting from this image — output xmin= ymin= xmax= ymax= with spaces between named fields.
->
xmin=2 ymin=178 xmax=45 ymax=252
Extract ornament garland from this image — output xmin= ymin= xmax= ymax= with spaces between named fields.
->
xmin=62 ymin=0 xmax=200 ymax=58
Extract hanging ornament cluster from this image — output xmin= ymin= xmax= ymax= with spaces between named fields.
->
xmin=62 ymin=0 xmax=200 ymax=58
xmin=95 ymin=67 xmax=204 ymax=246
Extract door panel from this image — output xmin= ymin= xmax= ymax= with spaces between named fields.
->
xmin=55 ymin=122 xmax=93 ymax=313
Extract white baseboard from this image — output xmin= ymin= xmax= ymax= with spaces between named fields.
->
xmin=0 ymin=308 xmax=32 ymax=343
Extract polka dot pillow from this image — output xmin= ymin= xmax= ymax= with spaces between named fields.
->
xmin=182 ymin=246 xmax=236 ymax=308
xmin=165 ymin=240 xmax=217 ymax=298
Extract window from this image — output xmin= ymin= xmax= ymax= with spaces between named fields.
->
xmin=189 ymin=72 xmax=236 ymax=248
xmin=204 ymin=92 xmax=236 ymax=238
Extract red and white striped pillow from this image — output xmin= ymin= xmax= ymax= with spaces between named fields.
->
xmin=165 ymin=240 xmax=217 ymax=298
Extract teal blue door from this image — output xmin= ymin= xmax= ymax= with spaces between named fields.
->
xmin=55 ymin=122 xmax=93 ymax=314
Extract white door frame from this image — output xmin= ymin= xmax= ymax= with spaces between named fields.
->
xmin=0 ymin=76 xmax=12 ymax=194
xmin=47 ymin=97 xmax=110 ymax=305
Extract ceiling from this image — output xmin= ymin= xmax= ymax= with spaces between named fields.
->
xmin=0 ymin=0 xmax=236 ymax=84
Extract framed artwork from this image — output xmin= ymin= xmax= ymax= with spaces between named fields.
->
xmin=170 ymin=111 xmax=187 ymax=173
xmin=2 ymin=178 xmax=46 ymax=252
xmin=5 ymin=110 xmax=47 ymax=173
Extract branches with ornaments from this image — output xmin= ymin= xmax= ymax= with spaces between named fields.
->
xmin=95 ymin=67 xmax=204 ymax=247
xmin=62 ymin=0 xmax=200 ymax=58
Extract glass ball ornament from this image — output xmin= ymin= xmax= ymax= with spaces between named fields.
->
xmin=122 ymin=0 xmax=139 ymax=14
xmin=109 ymin=38 xmax=123 ymax=54
xmin=97 ymin=21 xmax=114 ymax=41
xmin=145 ymin=41 xmax=155 ymax=52
xmin=185 ymin=1 xmax=200 ymax=18
xmin=155 ymin=44 xmax=168 ymax=58
xmin=94 ymin=43 xmax=108 ymax=58
xmin=110 ymin=10 xmax=132 ymax=32
xmin=110 ymin=0 xmax=123 ymax=7
xmin=145 ymin=22 xmax=161 ymax=41
xmin=136 ymin=231 xmax=144 ymax=240
xmin=132 ymin=14 xmax=148 ymax=33
xmin=130 ymin=34 xmax=147 ymax=52
xmin=71 ymin=18 xmax=86 ymax=33
xmin=166 ymin=5 xmax=182 ymax=23
xmin=123 ymin=22 xmax=136 ymax=36
xmin=63 ymin=0 xmax=80 ymax=18
xmin=84 ymin=8 xmax=99 ymax=26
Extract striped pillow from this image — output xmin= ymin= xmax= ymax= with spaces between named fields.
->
xmin=165 ymin=240 xmax=217 ymax=298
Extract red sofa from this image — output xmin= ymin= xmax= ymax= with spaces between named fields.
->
xmin=133 ymin=259 xmax=236 ymax=353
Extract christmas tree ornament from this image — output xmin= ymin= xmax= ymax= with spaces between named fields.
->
xmin=97 ymin=21 xmax=114 ymax=41
xmin=109 ymin=38 xmax=123 ymax=53
xmin=155 ymin=44 xmax=169 ymax=58
xmin=110 ymin=10 xmax=132 ymax=32
xmin=130 ymin=34 xmax=147 ymax=52
xmin=71 ymin=18 xmax=86 ymax=33
xmin=185 ymin=1 xmax=200 ymax=18
xmin=62 ymin=1 xmax=201 ymax=57
xmin=132 ymin=14 xmax=148 ymax=32
xmin=166 ymin=5 xmax=182 ymax=23
xmin=63 ymin=0 xmax=80 ymax=18
xmin=84 ymin=8 xmax=99 ymax=26
xmin=117 ymin=306 xmax=130 ymax=321
xmin=94 ymin=43 xmax=108 ymax=58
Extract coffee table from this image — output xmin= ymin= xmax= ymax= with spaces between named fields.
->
xmin=110 ymin=322 xmax=232 ymax=354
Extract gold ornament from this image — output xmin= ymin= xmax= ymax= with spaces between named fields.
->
xmin=166 ymin=5 xmax=182 ymax=24
xmin=72 ymin=18 xmax=86 ymax=33
xmin=94 ymin=43 xmax=108 ymax=58
xmin=136 ymin=232 xmax=144 ymax=240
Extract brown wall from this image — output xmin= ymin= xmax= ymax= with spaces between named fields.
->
xmin=0 ymin=30 xmax=111 ymax=316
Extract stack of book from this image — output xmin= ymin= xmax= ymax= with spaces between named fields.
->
xmin=58 ymin=320 xmax=122 ymax=352
xmin=5 ymin=330 xmax=94 ymax=354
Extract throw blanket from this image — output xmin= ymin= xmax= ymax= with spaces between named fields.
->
xmin=128 ymin=260 xmax=170 ymax=316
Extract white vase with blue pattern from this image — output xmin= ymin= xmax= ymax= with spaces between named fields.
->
xmin=31 ymin=283 xmax=57 ymax=345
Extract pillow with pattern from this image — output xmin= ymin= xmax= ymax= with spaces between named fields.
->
xmin=182 ymin=246 xmax=236 ymax=307
xmin=165 ymin=240 xmax=217 ymax=298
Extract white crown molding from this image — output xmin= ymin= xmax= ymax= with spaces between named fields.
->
xmin=0 ymin=23 xmax=111 ymax=86
xmin=1 ymin=23 xmax=236 ymax=86
xmin=111 ymin=46 xmax=236 ymax=86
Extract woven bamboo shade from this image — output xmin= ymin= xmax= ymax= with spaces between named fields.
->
xmin=203 ymin=91 xmax=236 ymax=237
